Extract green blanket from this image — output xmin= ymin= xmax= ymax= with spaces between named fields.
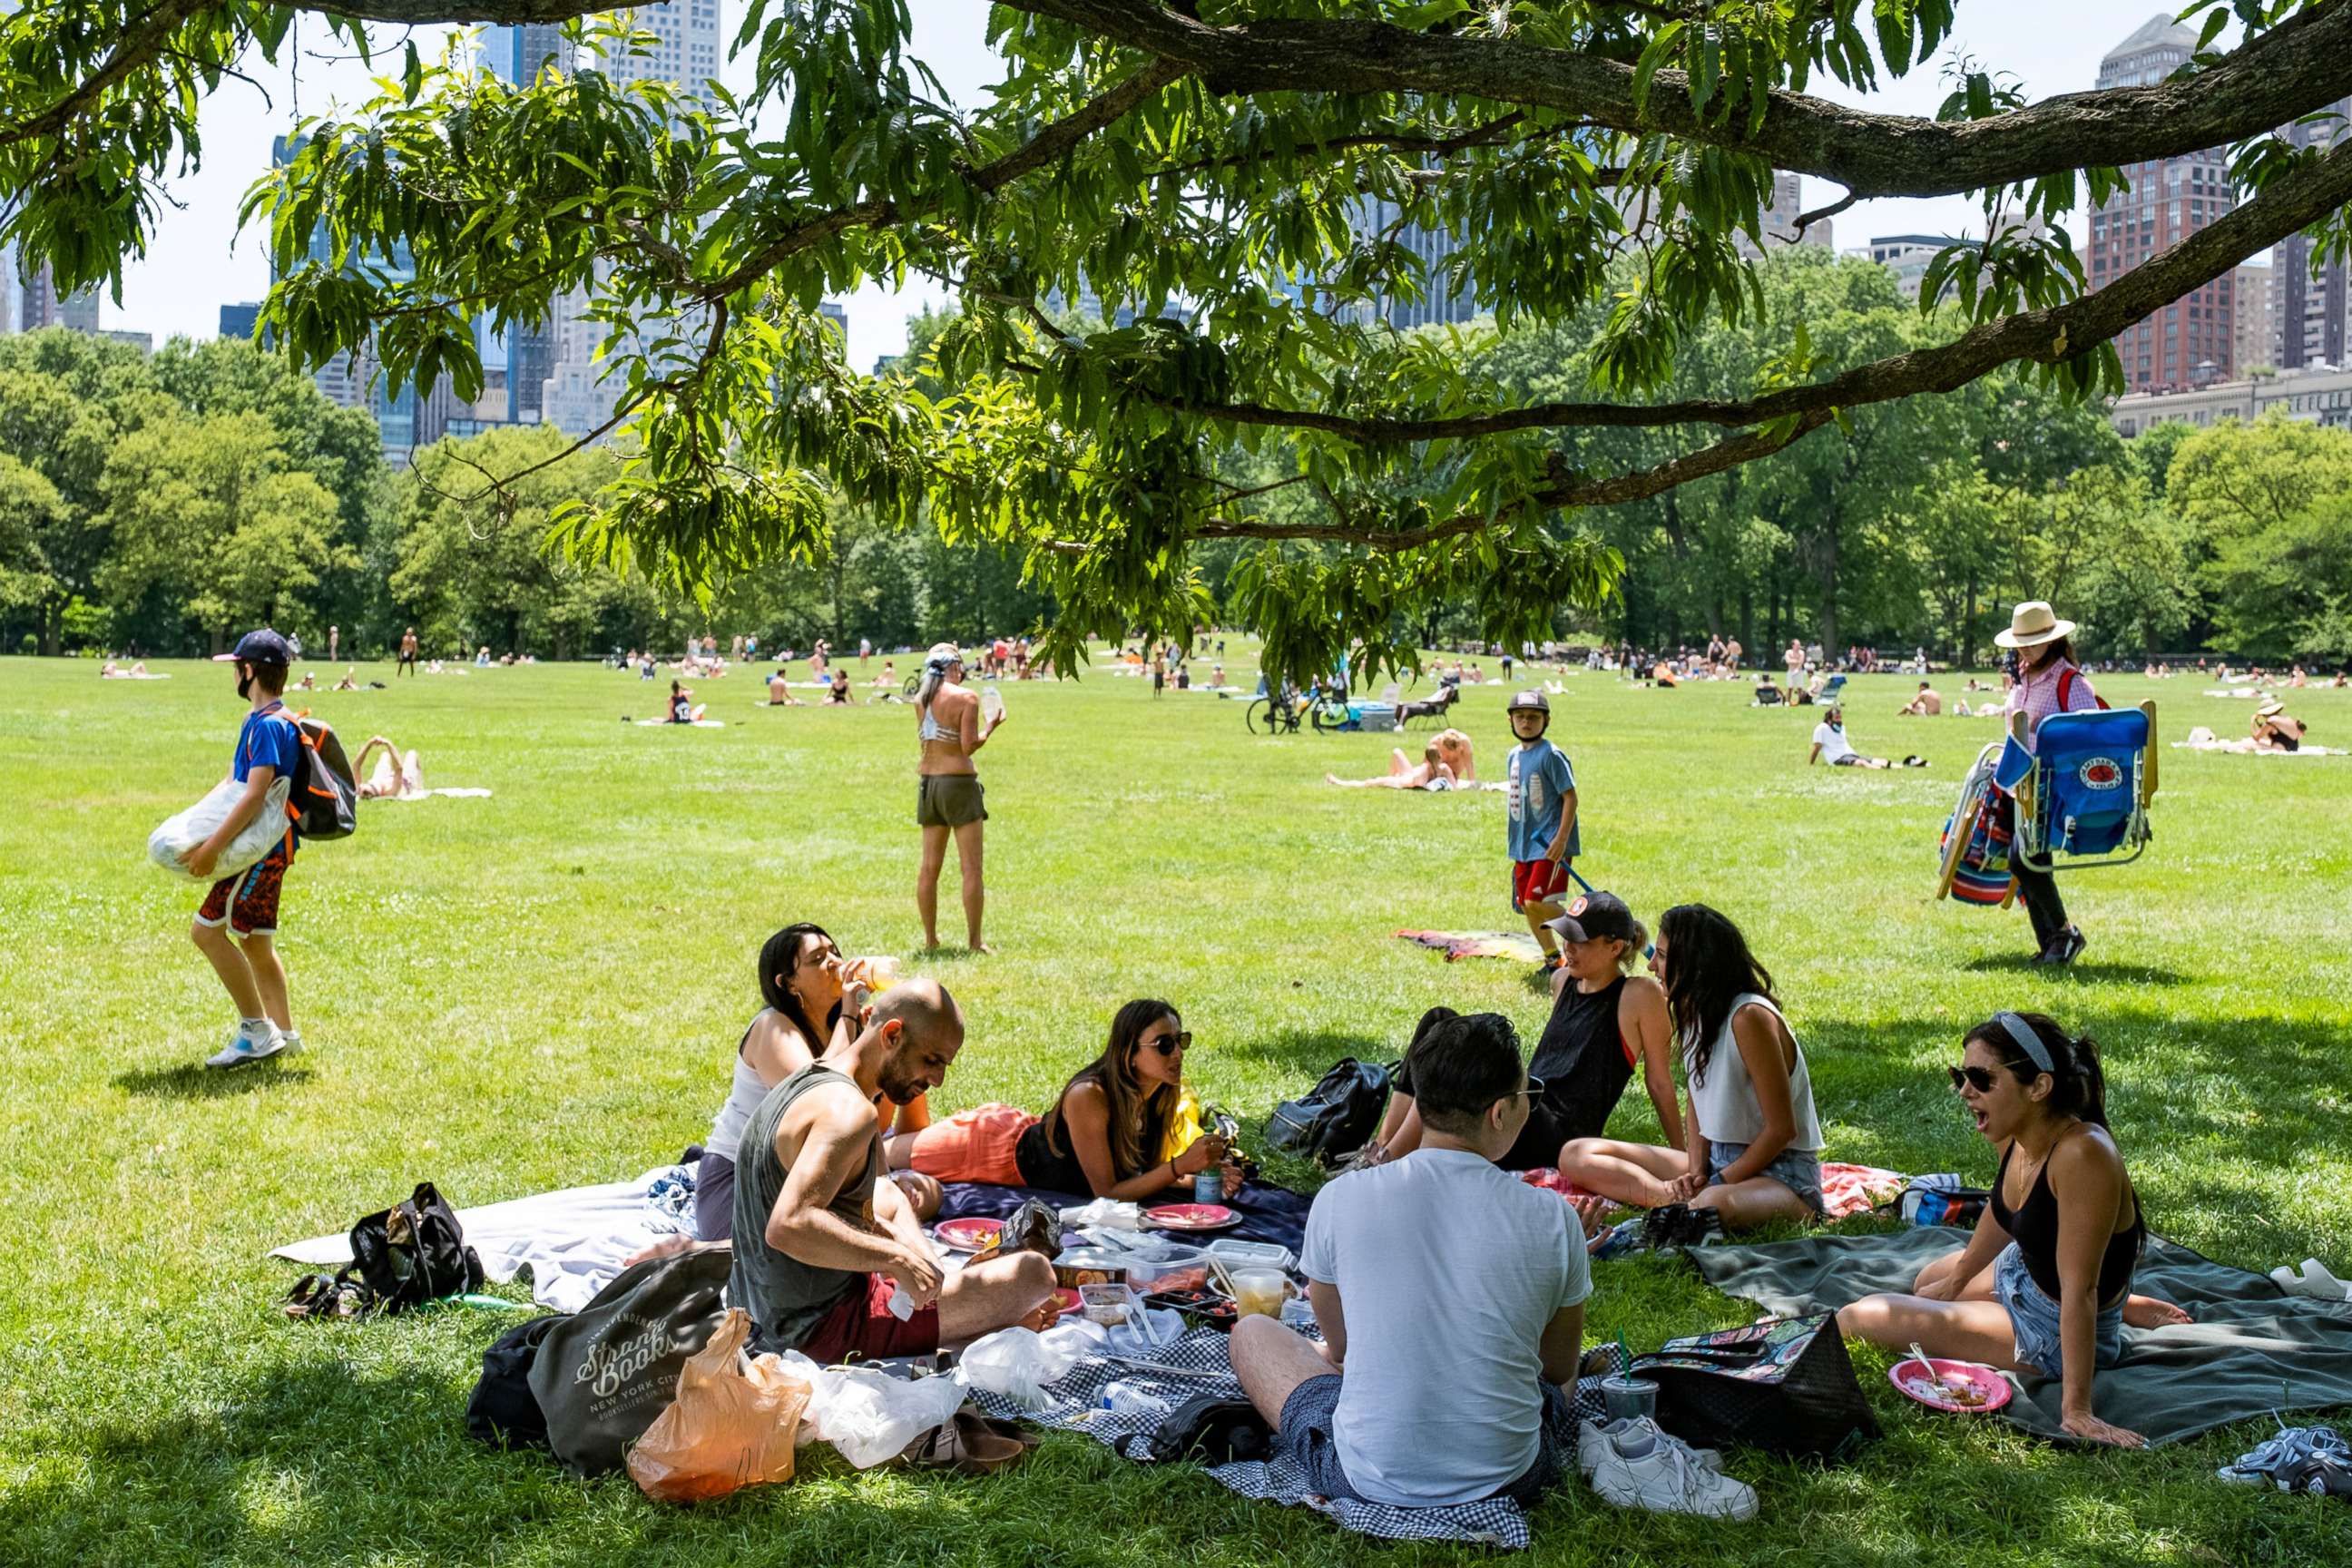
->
xmin=1689 ymin=1228 xmax=2352 ymax=1448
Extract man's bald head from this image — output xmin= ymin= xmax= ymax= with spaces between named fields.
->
xmin=869 ymin=979 xmax=964 ymax=1103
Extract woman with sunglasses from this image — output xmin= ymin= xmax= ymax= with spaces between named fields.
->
xmin=893 ymin=999 xmax=1244 ymax=1200
xmin=694 ymin=923 xmax=934 ymax=1242
xmin=1838 ymin=1011 xmax=2188 ymax=1448
xmin=915 ymin=642 xmax=1004 ymax=952
xmin=1554 ymin=903 xmax=1825 ymax=1230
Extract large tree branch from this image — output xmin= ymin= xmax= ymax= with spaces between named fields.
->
xmin=1004 ymin=0 xmax=2352 ymax=200
xmin=0 ymin=0 xmax=210 ymax=149
xmin=1121 ymin=133 xmax=2352 ymax=445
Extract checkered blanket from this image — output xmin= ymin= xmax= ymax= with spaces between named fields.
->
xmin=964 ymin=1326 xmax=1597 ymax=1549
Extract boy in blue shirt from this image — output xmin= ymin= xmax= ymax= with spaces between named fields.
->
xmin=1504 ymin=691 xmax=1580 ymax=978
xmin=181 ymin=629 xmax=306 ymax=1067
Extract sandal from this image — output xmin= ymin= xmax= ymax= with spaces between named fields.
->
xmin=900 ymin=1406 xmax=1031 ymax=1475
xmin=280 ymin=1272 xmax=371 ymax=1320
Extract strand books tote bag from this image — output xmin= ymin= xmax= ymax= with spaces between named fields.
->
xmin=530 ymin=1247 xmax=733 ymax=1476
xmin=1633 ymin=1313 xmax=1879 ymax=1460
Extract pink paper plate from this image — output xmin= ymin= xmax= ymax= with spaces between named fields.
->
xmin=1142 ymin=1203 xmax=1241 ymax=1231
xmin=1890 ymin=1357 xmax=2013 ymax=1413
xmin=933 ymin=1217 xmax=1005 ymax=1251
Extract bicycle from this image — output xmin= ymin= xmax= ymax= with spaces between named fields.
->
xmin=1245 ymin=688 xmax=1302 ymax=735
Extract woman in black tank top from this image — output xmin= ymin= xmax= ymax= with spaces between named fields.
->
xmin=1373 ymin=894 xmax=1680 ymax=1171
xmin=1837 ymin=1011 xmax=2189 ymax=1449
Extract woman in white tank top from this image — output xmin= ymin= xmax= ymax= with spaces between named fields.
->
xmin=1556 ymin=903 xmax=1826 ymax=1230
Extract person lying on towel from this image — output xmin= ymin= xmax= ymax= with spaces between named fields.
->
xmin=1229 ymin=1012 xmax=1591 ymax=1507
xmin=889 ymin=998 xmax=1246 ymax=1201
xmin=1837 ymin=1011 xmax=2190 ymax=1448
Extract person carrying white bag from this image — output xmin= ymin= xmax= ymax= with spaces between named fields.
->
xmin=160 ymin=629 xmax=309 ymax=1069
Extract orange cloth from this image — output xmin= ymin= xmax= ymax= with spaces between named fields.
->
xmin=906 ymin=1102 xmax=1037 ymax=1186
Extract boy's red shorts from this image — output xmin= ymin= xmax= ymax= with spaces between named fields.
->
xmin=196 ymin=836 xmax=292 ymax=937
xmin=1512 ymin=858 xmax=1570 ymax=911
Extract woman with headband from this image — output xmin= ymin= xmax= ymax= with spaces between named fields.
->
xmin=1838 ymin=1010 xmax=2189 ymax=1447
xmin=914 ymin=642 xmax=1005 ymax=951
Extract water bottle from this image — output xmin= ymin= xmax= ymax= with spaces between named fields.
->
xmin=1194 ymin=1169 xmax=1222 ymax=1205
xmin=1101 ymin=1380 xmax=1171 ymax=1417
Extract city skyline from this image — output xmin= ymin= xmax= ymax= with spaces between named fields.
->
xmin=56 ymin=3 xmax=2242 ymax=374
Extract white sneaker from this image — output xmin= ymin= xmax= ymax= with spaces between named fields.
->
xmin=1587 ymin=1419 xmax=1757 ymax=1520
xmin=204 ymin=1024 xmax=288 ymax=1069
xmin=1578 ymin=1417 xmax=1721 ymax=1480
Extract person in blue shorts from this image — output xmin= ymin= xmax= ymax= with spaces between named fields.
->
xmin=1504 ymin=691 xmax=1579 ymax=978
xmin=181 ymin=629 xmax=306 ymax=1068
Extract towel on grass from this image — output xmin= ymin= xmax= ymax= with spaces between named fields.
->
xmin=962 ymin=1324 xmax=1588 ymax=1549
xmin=1689 ymin=1228 xmax=2352 ymax=1446
xmin=272 ymin=1164 xmax=692 ymax=1312
xmin=1396 ymin=928 xmax=1545 ymax=963
xmin=936 ymin=1181 xmax=1311 ymax=1253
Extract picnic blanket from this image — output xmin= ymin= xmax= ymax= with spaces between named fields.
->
xmin=1689 ymin=1228 xmax=2352 ymax=1446
xmin=377 ymin=787 xmax=494 ymax=799
xmin=272 ymin=1164 xmax=694 ymax=1312
xmin=963 ymin=1324 xmax=1592 ymax=1549
xmin=937 ymin=1181 xmax=1311 ymax=1253
xmin=1518 ymin=1161 xmax=1902 ymax=1220
xmin=1396 ymin=928 xmax=1545 ymax=963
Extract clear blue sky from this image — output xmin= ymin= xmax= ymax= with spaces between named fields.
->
xmin=100 ymin=4 xmax=2203 ymax=372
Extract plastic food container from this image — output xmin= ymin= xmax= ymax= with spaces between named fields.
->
xmin=1207 ymin=1239 xmax=1293 ymax=1272
xmin=1052 ymin=1248 xmax=1130 ymax=1289
xmin=1123 ymin=1244 xmax=1210 ymax=1295
xmin=1081 ymin=1282 xmax=1143 ymax=1326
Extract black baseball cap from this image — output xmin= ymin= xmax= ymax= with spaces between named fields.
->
xmin=1544 ymin=890 xmax=1637 ymax=945
xmin=214 ymin=628 xmax=293 ymax=665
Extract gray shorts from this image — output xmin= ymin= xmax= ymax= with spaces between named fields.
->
xmin=916 ymin=773 xmax=986 ymax=828
xmin=1707 ymin=1139 xmax=1827 ymax=1215
xmin=1275 ymin=1373 xmax=1568 ymax=1507
xmin=1995 ymin=1241 xmax=2123 ymax=1379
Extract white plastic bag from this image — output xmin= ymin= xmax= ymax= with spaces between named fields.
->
xmin=1060 ymin=1198 xmax=1143 ymax=1232
xmin=799 ymin=1363 xmax=967 ymax=1469
xmin=148 ymin=776 xmax=292 ymax=882
xmin=959 ymin=1325 xmax=1090 ymax=1410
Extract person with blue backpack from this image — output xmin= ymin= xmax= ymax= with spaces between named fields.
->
xmin=181 ymin=629 xmax=307 ymax=1068
xmin=1997 ymin=602 xmax=2100 ymax=966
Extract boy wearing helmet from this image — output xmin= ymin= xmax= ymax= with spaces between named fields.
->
xmin=1504 ymin=691 xmax=1580 ymax=975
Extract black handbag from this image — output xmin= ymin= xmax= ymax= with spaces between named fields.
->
xmin=1633 ymin=1313 xmax=1878 ymax=1461
xmin=527 ymin=1247 xmax=732 ymax=1476
xmin=343 ymin=1181 xmax=485 ymax=1315
xmin=1264 ymin=1058 xmax=1394 ymax=1165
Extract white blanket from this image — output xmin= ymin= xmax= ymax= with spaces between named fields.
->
xmin=270 ymin=1165 xmax=685 ymax=1313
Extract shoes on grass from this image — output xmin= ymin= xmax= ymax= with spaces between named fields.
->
xmin=2031 ymin=926 xmax=2087 ymax=967
xmin=1578 ymin=1416 xmax=1722 ymax=1480
xmin=1582 ymin=1416 xmax=1756 ymax=1520
xmin=1639 ymin=1202 xmax=1725 ymax=1253
xmin=2219 ymin=1424 xmax=2349 ymax=1486
xmin=205 ymin=1022 xmax=289 ymax=1069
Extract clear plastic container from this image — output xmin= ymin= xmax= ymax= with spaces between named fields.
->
xmin=1081 ymin=1282 xmax=1143 ymax=1325
xmin=1123 ymin=1244 xmax=1211 ymax=1295
xmin=1207 ymin=1238 xmax=1293 ymax=1272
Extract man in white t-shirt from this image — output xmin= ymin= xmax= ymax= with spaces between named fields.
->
xmin=1230 ymin=1014 xmax=1592 ymax=1507
xmin=1808 ymin=705 xmax=1918 ymax=769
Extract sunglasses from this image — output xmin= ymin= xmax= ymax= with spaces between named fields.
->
xmin=1139 ymin=1031 xmax=1192 ymax=1056
xmin=1947 ymin=1064 xmax=1999 ymax=1093
xmin=1519 ymin=1075 xmax=1547 ymax=1101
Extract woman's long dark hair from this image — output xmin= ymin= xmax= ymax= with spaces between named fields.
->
xmin=1969 ymin=1010 xmax=2109 ymax=1128
xmin=757 ymin=923 xmax=840 ymax=1053
xmin=2024 ymin=635 xmax=2077 ymax=672
xmin=1659 ymin=903 xmax=1779 ymax=1086
xmin=1044 ymin=998 xmax=1181 ymax=1181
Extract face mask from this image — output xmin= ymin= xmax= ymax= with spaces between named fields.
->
xmin=236 ymin=666 xmax=253 ymax=700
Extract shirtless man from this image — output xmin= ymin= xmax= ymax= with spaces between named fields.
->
xmin=1898 ymin=681 xmax=1944 ymax=717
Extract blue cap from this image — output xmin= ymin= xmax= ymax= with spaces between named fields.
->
xmin=215 ymin=628 xmax=293 ymax=665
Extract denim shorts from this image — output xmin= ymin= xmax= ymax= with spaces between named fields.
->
xmin=1706 ymin=1140 xmax=1827 ymax=1214
xmin=1276 ymin=1374 xmax=1568 ymax=1507
xmin=1994 ymin=1241 xmax=2123 ymax=1379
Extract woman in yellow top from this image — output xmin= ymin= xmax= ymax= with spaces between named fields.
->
xmin=915 ymin=642 xmax=1005 ymax=951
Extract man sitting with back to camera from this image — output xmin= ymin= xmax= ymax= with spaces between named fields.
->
xmin=1229 ymin=1012 xmax=1592 ymax=1507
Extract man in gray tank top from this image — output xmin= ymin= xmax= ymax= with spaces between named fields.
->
xmin=729 ymin=979 xmax=1056 ymax=1360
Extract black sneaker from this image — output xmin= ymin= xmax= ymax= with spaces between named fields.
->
xmin=2053 ymin=926 xmax=2087 ymax=965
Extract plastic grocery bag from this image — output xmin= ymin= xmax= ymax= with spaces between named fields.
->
xmin=959 ymin=1325 xmax=1090 ymax=1410
xmin=625 ymin=1308 xmax=810 ymax=1503
xmin=807 ymin=1363 xmax=968 ymax=1469
xmin=148 ymin=777 xmax=291 ymax=882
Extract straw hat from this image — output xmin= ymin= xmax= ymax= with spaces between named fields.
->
xmin=2256 ymin=697 xmax=2287 ymax=719
xmin=1993 ymin=601 xmax=2077 ymax=650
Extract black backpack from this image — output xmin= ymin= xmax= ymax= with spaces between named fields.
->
xmin=466 ymin=1313 xmax=569 ymax=1452
xmin=344 ymin=1181 xmax=485 ymax=1314
xmin=1264 ymin=1058 xmax=1394 ymax=1166
xmin=289 ymin=711 xmax=358 ymax=841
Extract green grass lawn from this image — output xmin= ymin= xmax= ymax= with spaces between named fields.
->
xmin=3 ymin=649 xmax=2348 ymax=1566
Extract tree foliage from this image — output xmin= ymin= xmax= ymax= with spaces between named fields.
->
xmin=8 ymin=0 xmax=2352 ymax=674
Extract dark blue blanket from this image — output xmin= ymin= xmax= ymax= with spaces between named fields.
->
xmin=936 ymin=1181 xmax=1311 ymax=1252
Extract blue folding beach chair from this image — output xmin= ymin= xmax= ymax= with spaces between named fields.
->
xmin=1995 ymin=703 xmax=2158 ymax=873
